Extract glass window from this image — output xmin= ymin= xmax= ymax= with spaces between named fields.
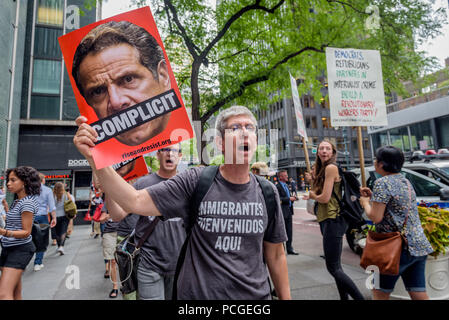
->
xmin=32 ymin=59 xmax=61 ymax=94
xmin=403 ymin=172 xmax=441 ymax=197
xmin=436 ymin=116 xmax=449 ymax=148
xmin=371 ymin=132 xmax=389 ymax=151
xmin=37 ymin=0 xmax=63 ymax=26
xmin=305 ymin=116 xmax=317 ymax=129
xmin=34 ymin=27 xmax=62 ymax=59
xmin=303 ymin=97 xmax=309 ymax=108
xmin=409 ymin=121 xmax=434 ymax=150
xmin=322 ymin=117 xmax=330 ymax=129
xmin=30 ymin=95 xmax=60 ymax=119
xmin=389 ymin=127 xmax=410 ymax=152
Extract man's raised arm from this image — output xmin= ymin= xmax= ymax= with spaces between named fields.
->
xmin=73 ymin=116 xmax=161 ymax=217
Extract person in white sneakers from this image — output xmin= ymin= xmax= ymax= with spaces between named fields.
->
xmin=53 ymin=183 xmax=74 ymax=255
xmin=33 ymin=173 xmax=56 ymax=271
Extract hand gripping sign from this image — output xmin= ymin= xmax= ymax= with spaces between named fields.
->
xmin=58 ymin=7 xmax=194 ymax=169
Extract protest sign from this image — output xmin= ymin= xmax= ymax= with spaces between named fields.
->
xmin=58 ymin=6 xmax=194 ymax=169
xmin=289 ymin=73 xmax=311 ymax=172
xmin=112 ymin=156 xmax=149 ymax=182
xmin=325 ymin=47 xmax=387 ymax=127
xmin=289 ymin=73 xmax=308 ymax=140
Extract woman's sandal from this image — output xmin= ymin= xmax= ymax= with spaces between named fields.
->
xmin=109 ymin=289 xmax=118 ymax=298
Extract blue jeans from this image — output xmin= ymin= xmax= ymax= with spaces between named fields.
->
xmin=378 ymin=249 xmax=428 ymax=293
xmin=34 ymin=215 xmax=49 ymax=265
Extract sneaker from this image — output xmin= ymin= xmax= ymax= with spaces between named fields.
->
xmin=33 ymin=264 xmax=43 ymax=271
xmin=57 ymin=247 xmax=65 ymax=255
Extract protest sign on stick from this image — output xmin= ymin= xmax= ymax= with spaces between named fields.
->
xmin=290 ymin=73 xmax=311 ymax=173
xmin=59 ymin=7 xmax=194 ymax=169
xmin=326 ymin=47 xmax=388 ymax=186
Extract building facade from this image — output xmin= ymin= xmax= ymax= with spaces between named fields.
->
xmin=368 ymin=60 xmax=449 ymax=157
xmin=2 ymin=0 xmax=99 ymax=221
xmin=1 ymin=0 xmax=28 ymax=184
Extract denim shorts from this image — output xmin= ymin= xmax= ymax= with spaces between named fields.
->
xmin=0 ymin=241 xmax=36 ymax=270
xmin=378 ymin=249 xmax=427 ymax=293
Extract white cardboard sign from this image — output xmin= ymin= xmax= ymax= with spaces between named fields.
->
xmin=326 ymin=47 xmax=387 ymax=127
xmin=289 ymin=73 xmax=308 ymax=140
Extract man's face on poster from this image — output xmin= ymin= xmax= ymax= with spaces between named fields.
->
xmin=78 ymin=43 xmax=171 ymax=146
xmin=116 ymin=159 xmax=136 ymax=178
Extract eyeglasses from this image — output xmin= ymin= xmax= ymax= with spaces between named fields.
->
xmin=159 ymin=148 xmax=181 ymax=154
xmin=226 ymin=124 xmax=256 ymax=133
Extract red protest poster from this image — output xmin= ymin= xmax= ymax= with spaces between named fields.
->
xmin=58 ymin=7 xmax=194 ymax=169
xmin=113 ymin=156 xmax=149 ymax=182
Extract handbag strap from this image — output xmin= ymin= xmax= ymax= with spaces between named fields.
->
xmin=400 ymin=180 xmax=412 ymax=235
xmin=136 ymin=217 xmax=160 ymax=249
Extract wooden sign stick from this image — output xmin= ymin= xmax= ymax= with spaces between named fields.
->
xmin=302 ymin=136 xmax=311 ymax=173
xmin=357 ymin=126 xmax=366 ymax=187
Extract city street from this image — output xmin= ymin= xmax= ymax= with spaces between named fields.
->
xmin=20 ymin=195 xmax=372 ymax=300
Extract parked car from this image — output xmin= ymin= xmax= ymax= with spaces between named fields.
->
xmin=403 ymin=159 xmax=449 ymax=186
xmin=306 ymin=166 xmax=449 ymax=255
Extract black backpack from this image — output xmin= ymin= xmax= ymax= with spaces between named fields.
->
xmin=332 ymin=166 xmax=365 ymax=227
xmin=172 ymin=165 xmax=276 ymax=300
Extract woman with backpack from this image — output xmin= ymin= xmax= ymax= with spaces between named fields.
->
xmin=53 ymin=182 xmax=75 ymax=255
xmin=304 ymin=139 xmax=365 ymax=300
xmin=0 ymin=166 xmax=40 ymax=299
xmin=359 ymin=146 xmax=433 ymax=300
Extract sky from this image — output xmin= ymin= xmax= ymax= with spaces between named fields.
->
xmin=101 ymin=0 xmax=449 ymax=69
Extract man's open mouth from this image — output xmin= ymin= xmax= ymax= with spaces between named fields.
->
xmin=166 ymin=159 xmax=173 ymax=164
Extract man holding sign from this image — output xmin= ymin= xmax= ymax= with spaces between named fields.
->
xmin=73 ymin=106 xmax=291 ymax=300
xmin=71 ymin=21 xmax=174 ymax=147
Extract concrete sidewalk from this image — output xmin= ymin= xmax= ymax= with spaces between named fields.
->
xmin=21 ymin=224 xmax=371 ymax=300
xmin=22 ymin=225 xmax=122 ymax=300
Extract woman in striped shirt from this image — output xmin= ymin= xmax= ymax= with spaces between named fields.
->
xmin=0 ymin=166 xmax=40 ymax=300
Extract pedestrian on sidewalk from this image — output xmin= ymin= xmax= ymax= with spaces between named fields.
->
xmin=0 ymin=166 xmax=40 ymax=299
xmin=99 ymin=201 xmax=119 ymax=298
xmin=33 ymin=173 xmax=56 ymax=271
xmin=127 ymin=145 xmax=185 ymax=300
xmin=277 ymin=170 xmax=299 ymax=255
xmin=64 ymin=184 xmax=74 ymax=240
xmin=304 ymin=139 xmax=364 ymax=300
xmin=359 ymin=146 xmax=433 ymax=300
xmin=74 ymin=105 xmax=291 ymax=300
xmin=87 ymin=185 xmax=103 ymax=239
xmin=53 ymin=182 xmax=74 ymax=255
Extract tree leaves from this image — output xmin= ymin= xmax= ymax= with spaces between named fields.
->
xmin=141 ymin=0 xmax=446 ymax=129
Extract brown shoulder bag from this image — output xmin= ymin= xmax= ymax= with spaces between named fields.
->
xmin=360 ymin=180 xmax=412 ymax=275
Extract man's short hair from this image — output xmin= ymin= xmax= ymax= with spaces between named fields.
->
xmin=215 ymin=106 xmax=257 ymax=137
xmin=72 ymin=21 xmax=165 ymax=98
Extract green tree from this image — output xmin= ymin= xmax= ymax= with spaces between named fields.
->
xmin=132 ymin=0 xmax=445 ymax=156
